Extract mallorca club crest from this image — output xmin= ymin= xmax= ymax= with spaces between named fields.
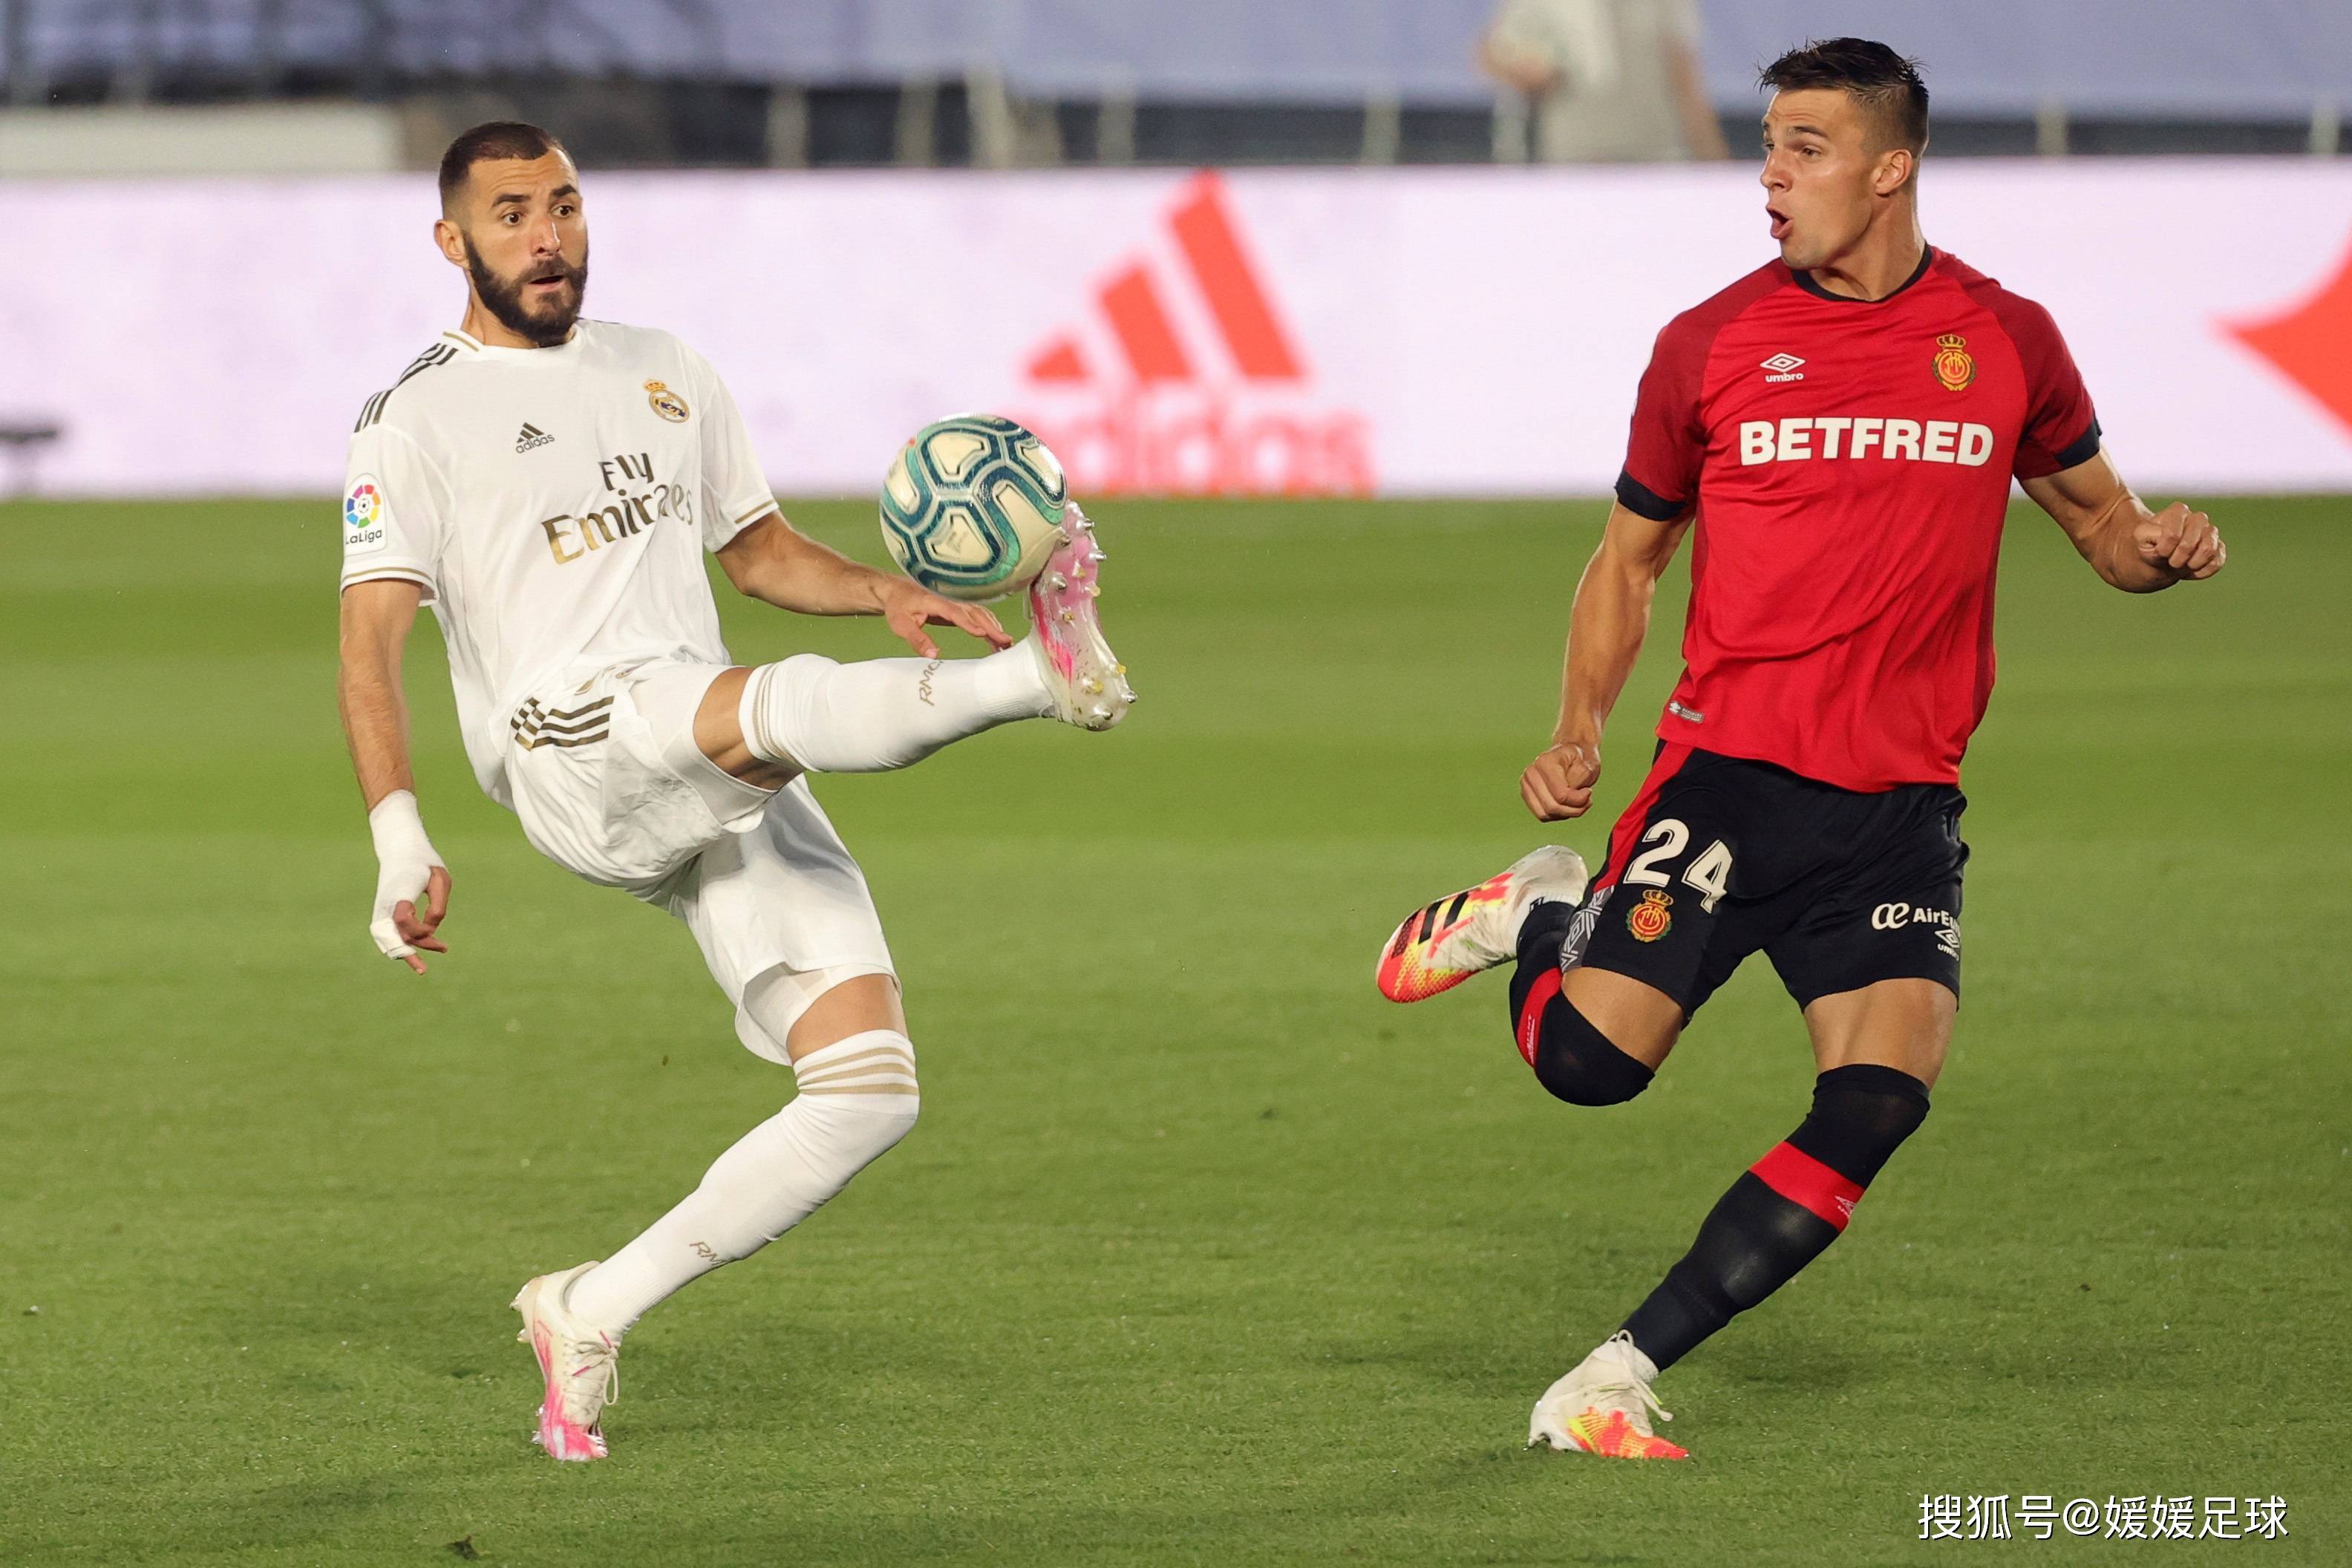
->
xmin=1932 ymin=333 xmax=1976 ymax=392
xmin=1627 ymin=889 xmax=1674 ymax=943
xmin=644 ymin=380 xmax=690 ymax=422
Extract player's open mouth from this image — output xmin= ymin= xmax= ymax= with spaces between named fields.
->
xmin=1767 ymin=206 xmax=1791 ymax=241
xmin=528 ymin=272 xmax=569 ymax=292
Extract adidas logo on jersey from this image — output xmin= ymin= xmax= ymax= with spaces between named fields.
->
xmin=515 ymin=422 xmax=555 ymax=454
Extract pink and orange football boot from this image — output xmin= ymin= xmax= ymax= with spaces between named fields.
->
xmin=1529 ymin=1331 xmax=1690 ymax=1460
xmin=1376 ymin=846 xmax=1588 ymax=1002
xmin=512 ymin=1262 xmax=619 ymax=1462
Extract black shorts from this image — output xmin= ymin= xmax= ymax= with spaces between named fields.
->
xmin=1559 ymin=743 xmax=1967 ymax=1018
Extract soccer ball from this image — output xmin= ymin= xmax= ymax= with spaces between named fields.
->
xmin=879 ymin=414 xmax=1069 ymax=602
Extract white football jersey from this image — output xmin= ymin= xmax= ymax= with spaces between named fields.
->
xmin=339 ymin=321 xmax=775 ymax=805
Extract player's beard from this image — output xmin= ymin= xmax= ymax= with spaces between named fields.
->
xmin=463 ymin=235 xmax=589 ymax=347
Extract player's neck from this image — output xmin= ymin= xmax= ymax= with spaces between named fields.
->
xmin=1802 ymin=210 xmax=1928 ymax=302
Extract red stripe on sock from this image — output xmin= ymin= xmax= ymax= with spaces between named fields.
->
xmin=1749 ymin=1142 xmax=1864 ymax=1232
xmin=1516 ymin=967 xmax=1563 ymax=1068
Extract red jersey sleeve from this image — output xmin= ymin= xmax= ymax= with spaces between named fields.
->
xmin=1987 ymin=291 xmax=2102 ymax=478
xmin=1615 ymin=313 xmax=1713 ymax=520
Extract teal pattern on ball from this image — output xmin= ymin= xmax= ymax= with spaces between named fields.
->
xmin=880 ymin=414 xmax=1069 ymax=601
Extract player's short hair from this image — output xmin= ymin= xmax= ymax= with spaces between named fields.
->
xmin=1760 ymin=38 xmax=1930 ymax=156
xmin=437 ymin=121 xmax=570 ymax=210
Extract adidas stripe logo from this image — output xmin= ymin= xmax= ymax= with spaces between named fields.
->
xmin=515 ymin=422 xmax=554 ymax=454
xmin=1015 ymin=172 xmax=1372 ymax=498
xmin=1025 ymin=173 xmax=1303 ymax=388
xmin=510 ymin=694 xmax=610 ymax=750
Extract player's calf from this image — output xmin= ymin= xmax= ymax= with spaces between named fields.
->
xmin=739 ymin=648 xmax=1051 ymax=774
xmin=1617 ymin=1063 xmax=1932 ymax=1371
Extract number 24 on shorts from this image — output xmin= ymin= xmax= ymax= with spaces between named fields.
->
xmin=1623 ymin=819 xmax=1733 ymax=912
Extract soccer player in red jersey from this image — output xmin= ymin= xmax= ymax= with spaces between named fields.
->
xmin=1375 ymin=39 xmax=2225 ymax=1460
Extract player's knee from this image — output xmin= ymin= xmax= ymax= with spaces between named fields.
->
xmin=1525 ymin=993 xmax=1655 ymax=1108
xmin=788 ymin=1029 xmax=921 ymax=1152
xmin=1788 ymin=1062 xmax=1930 ymax=1186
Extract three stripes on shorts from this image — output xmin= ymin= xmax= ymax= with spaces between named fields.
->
xmin=511 ymin=695 xmax=613 ymax=751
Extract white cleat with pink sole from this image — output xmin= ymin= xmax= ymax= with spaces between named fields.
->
xmin=512 ymin=1261 xmax=618 ymax=1462
xmin=1025 ymin=503 xmax=1134 ymax=731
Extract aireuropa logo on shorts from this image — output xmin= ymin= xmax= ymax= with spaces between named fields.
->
xmin=1872 ymin=901 xmax=1961 ymax=956
xmin=1011 ymin=172 xmax=1372 ymax=498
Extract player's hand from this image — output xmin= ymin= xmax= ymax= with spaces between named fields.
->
xmin=879 ymin=580 xmax=1014 ymax=657
xmin=1522 ymin=739 xmax=1602 ymax=822
xmin=2132 ymin=503 xmax=2225 ymax=581
xmin=373 ymin=864 xmax=452 ymax=975
xmin=367 ymin=790 xmax=449 ymax=975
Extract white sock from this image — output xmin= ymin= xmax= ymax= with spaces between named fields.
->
xmin=739 ymin=645 xmax=1048 ymax=773
xmin=565 ymin=1030 xmax=920 ymax=1336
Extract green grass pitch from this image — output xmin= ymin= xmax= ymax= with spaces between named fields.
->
xmin=1 ymin=494 xmax=2346 ymax=1565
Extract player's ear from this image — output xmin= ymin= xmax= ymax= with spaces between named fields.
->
xmin=432 ymin=215 xmax=467 ymax=270
xmin=1872 ymin=150 xmax=1910 ymax=200
xmin=1872 ymin=148 xmax=1913 ymax=198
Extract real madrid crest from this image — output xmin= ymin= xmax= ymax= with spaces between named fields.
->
xmin=1627 ymin=889 xmax=1673 ymax=943
xmin=1932 ymin=333 xmax=1975 ymax=392
xmin=644 ymin=379 xmax=690 ymax=422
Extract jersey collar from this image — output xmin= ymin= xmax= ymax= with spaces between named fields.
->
xmin=1791 ymin=244 xmax=1936 ymax=304
xmin=442 ymin=322 xmax=589 ymax=359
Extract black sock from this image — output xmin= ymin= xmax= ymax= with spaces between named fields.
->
xmin=1507 ymin=899 xmax=1579 ymax=1021
xmin=1618 ymin=1065 xmax=1930 ymax=1371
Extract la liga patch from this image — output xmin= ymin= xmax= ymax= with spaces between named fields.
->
xmin=344 ymin=477 xmax=388 ymax=554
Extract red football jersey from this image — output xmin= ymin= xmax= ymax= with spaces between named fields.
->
xmin=1617 ymin=247 xmax=2100 ymax=791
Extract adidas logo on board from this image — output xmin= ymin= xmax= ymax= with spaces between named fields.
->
xmin=1012 ymin=172 xmax=1371 ymax=497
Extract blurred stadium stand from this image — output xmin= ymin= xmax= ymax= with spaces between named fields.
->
xmin=1 ymin=0 xmax=2346 ymax=170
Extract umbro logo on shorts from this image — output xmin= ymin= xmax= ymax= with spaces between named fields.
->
xmin=515 ymin=422 xmax=555 ymax=454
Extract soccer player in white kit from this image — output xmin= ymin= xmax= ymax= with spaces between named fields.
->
xmin=336 ymin=122 xmax=1134 ymax=1462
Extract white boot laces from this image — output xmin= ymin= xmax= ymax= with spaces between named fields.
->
xmin=560 ymin=1332 xmax=619 ymax=1424
xmin=1590 ymin=1332 xmax=1673 ymax=1434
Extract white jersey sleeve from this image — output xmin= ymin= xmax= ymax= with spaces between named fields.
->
xmin=340 ymin=420 xmax=450 ymax=598
xmin=687 ymin=350 xmax=777 ymax=553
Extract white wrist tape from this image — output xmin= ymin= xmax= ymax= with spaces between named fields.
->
xmin=367 ymin=790 xmax=444 ymax=961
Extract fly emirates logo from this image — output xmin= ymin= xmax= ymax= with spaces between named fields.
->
xmin=539 ymin=451 xmax=691 ymax=565
xmin=1739 ymin=416 xmax=1996 ymax=467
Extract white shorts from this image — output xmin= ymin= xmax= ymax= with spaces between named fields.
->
xmin=506 ymin=657 xmax=895 ymax=1064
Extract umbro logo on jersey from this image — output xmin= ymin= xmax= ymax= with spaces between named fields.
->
xmin=1760 ymin=353 xmax=1806 ymax=383
xmin=515 ymin=422 xmax=555 ymax=454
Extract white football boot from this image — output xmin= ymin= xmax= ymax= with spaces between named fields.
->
xmin=512 ymin=1261 xmax=619 ymax=1462
xmin=1528 ymin=1331 xmax=1689 ymax=1460
xmin=1376 ymin=845 xmax=1589 ymax=1002
xmin=1025 ymin=503 xmax=1134 ymax=731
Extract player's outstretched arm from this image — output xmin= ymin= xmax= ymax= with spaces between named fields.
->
xmin=2023 ymin=448 xmax=2226 ymax=593
xmin=714 ymin=513 xmax=1013 ymax=658
xmin=338 ymin=579 xmax=451 ymax=974
xmin=1523 ymin=500 xmax=1694 ymax=821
